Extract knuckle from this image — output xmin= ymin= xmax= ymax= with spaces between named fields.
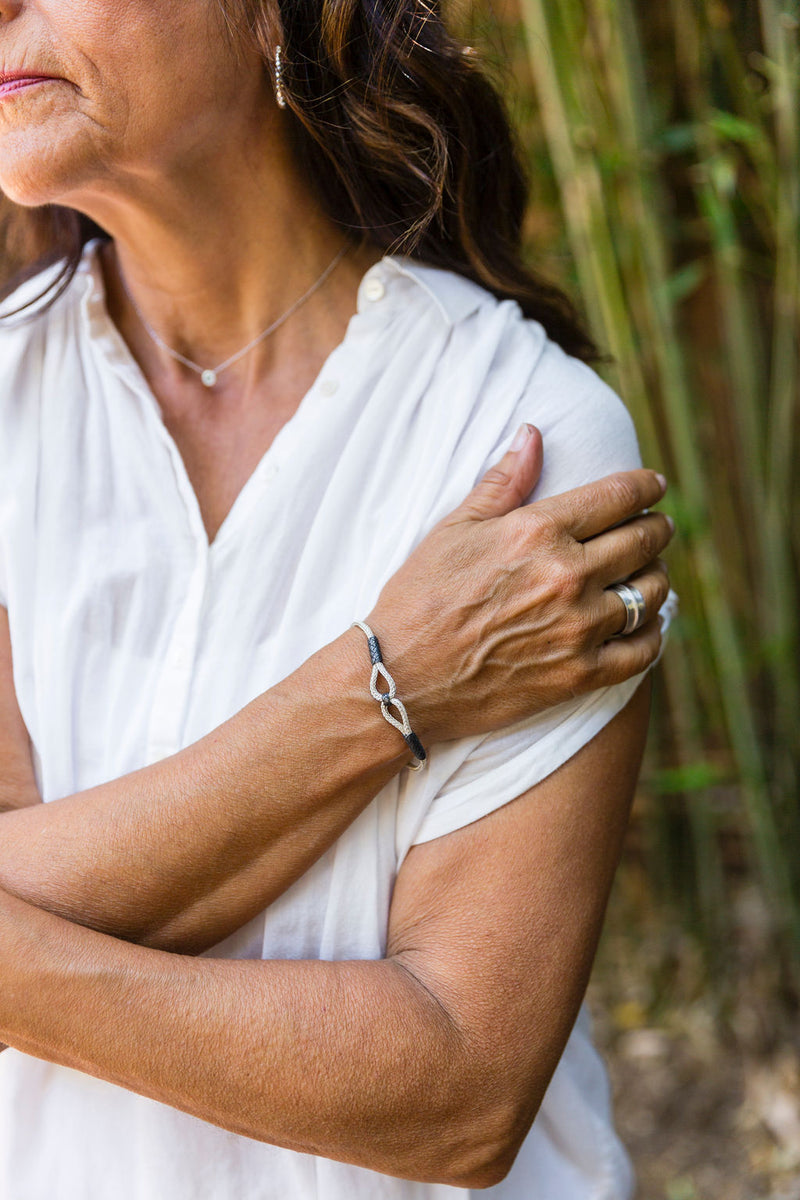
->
xmin=606 ymin=473 xmax=640 ymax=514
xmin=494 ymin=511 xmax=529 ymax=564
xmin=480 ymin=465 xmax=514 ymax=492
xmin=551 ymin=557 xmax=583 ymax=600
xmin=655 ymin=571 xmax=671 ymax=606
xmin=525 ymin=505 xmax=559 ymax=543
xmin=635 ymin=519 xmax=660 ymax=561
xmin=641 ymin=559 xmax=669 ymax=596
xmin=653 ymin=513 xmax=674 ymax=551
xmin=505 ymin=506 xmax=532 ymax=541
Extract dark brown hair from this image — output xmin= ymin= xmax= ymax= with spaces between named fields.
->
xmin=1 ymin=0 xmax=597 ymax=360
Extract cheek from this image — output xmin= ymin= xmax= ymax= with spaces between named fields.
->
xmin=74 ymin=2 xmax=238 ymax=145
xmin=0 ymin=1 xmax=262 ymax=206
xmin=0 ymin=2 xmax=135 ymax=206
xmin=0 ymin=55 xmax=207 ymax=206
xmin=0 ymin=85 xmax=106 ymax=206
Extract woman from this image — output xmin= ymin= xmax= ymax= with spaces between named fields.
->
xmin=0 ymin=1 xmax=675 ymax=1197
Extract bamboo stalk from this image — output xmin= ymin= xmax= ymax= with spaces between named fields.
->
xmin=517 ymin=0 xmax=800 ymax=956
xmin=668 ymin=0 xmax=800 ymax=853
xmin=759 ymin=0 xmax=800 ymax=515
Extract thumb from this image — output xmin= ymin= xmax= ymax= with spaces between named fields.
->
xmin=445 ymin=423 xmax=544 ymax=525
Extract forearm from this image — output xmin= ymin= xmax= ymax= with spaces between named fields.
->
xmin=0 ymin=891 xmax=481 ymax=1187
xmin=0 ymin=685 xmax=654 ymax=1171
xmin=0 ymin=628 xmax=414 ymax=953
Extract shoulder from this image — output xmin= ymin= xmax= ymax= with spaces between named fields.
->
xmin=510 ymin=336 xmax=642 ymax=499
xmin=388 ymin=258 xmax=641 ymax=511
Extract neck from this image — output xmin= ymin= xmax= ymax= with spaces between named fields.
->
xmin=70 ymin=121 xmax=381 ymax=386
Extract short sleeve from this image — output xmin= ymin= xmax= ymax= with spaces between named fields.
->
xmin=402 ymin=334 xmax=677 ymax=850
xmin=409 ymin=595 xmax=676 ymax=847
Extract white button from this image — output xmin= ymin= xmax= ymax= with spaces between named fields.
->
xmin=363 ymin=277 xmax=386 ymax=302
xmin=172 ymin=649 xmax=190 ymax=670
xmin=263 ymin=464 xmax=279 ymax=481
xmin=319 ymin=379 xmax=339 ymax=397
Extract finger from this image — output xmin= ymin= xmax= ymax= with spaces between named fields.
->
xmin=597 ymin=560 xmax=670 ymax=642
xmin=442 ymin=423 xmax=544 ymax=526
xmin=594 ymin=617 xmax=664 ymax=686
xmin=583 ymin=513 xmax=675 ymax=583
xmin=534 ymin=469 xmax=667 ymax=541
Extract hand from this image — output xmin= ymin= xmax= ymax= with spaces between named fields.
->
xmin=367 ymin=424 xmax=672 ymax=744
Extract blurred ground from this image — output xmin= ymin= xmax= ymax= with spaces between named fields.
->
xmin=590 ymin=867 xmax=800 ymax=1200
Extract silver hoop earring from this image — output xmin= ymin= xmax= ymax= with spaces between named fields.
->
xmin=275 ymin=44 xmax=287 ymax=109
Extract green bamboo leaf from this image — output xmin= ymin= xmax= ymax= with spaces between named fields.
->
xmin=708 ymin=108 xmax=766 ymax=145
xmin=660 ymin=261 xmax=708 ymax=305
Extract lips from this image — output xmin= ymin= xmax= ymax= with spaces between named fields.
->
xmin=0 ymin=70 xmax=60 ymax=96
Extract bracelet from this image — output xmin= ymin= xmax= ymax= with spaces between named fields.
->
xmin=350 ymin=621 xmax=427 ymax=771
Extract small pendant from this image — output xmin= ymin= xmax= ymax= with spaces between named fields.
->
xmin=201 ymin=369 xmax=218 ymax=388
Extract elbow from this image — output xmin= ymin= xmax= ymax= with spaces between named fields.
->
xmin=444 ymin=1158 xmax=517 ymax=1191
xmin=418 ymin=1082 xmax=542 ymax=1190
xmin=379 ymin=959 xmax=547 ymax=1188
xmin=439 ymin=1120 xmax=532 ymax=1190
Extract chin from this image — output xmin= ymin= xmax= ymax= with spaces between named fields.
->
xmin=0 ymin=125 xmax=98 ymax=209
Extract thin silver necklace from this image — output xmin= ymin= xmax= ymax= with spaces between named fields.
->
xmin=117 ymin=244 xmax=349 ymax=389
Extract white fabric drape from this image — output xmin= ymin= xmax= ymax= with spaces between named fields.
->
xmin=0 ymin=242 xmax=676 ymax=1198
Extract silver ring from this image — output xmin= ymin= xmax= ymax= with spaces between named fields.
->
xmin=608 ymin=581 xmax=647 ymax=636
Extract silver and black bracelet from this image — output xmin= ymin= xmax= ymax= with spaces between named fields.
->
xmin=351 ymin=621 xmax=427 ymax=771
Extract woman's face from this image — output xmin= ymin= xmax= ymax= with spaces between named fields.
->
xmin=0 ymin=0 xmax=271 ymax=208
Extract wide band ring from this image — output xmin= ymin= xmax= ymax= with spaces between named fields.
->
xmin=608 ymin=581 xmax=647 ymax=636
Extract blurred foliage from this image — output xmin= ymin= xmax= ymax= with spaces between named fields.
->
xmin=453 ymin=0 xmax=800 ymax=982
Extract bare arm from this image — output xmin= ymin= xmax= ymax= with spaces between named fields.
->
xmin=0 ymin=441 xmax=671 ymax=955
xmin=0 ymin=681 xmax=650 ymax=1188
xmin=0 ymin=605 xmax=39 ymax=813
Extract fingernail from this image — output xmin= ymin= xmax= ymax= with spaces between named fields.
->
xmin=656 ymin=473 xmax=667 ymax=494
xmin=511 ymin=423 xmax=533 ymax=452
xmin=665 ymin=514 xmax=675 ymax=534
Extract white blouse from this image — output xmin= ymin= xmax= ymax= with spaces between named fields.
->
xmin=0 ymin=241 xmax=672 ymax=1199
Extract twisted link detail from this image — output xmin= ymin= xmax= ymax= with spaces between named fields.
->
xmin=352 ymin=621 xmax=427 ymax=770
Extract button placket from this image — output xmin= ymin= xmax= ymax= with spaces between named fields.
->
xmin=146 ymin=550 xmax=209 ymax=764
